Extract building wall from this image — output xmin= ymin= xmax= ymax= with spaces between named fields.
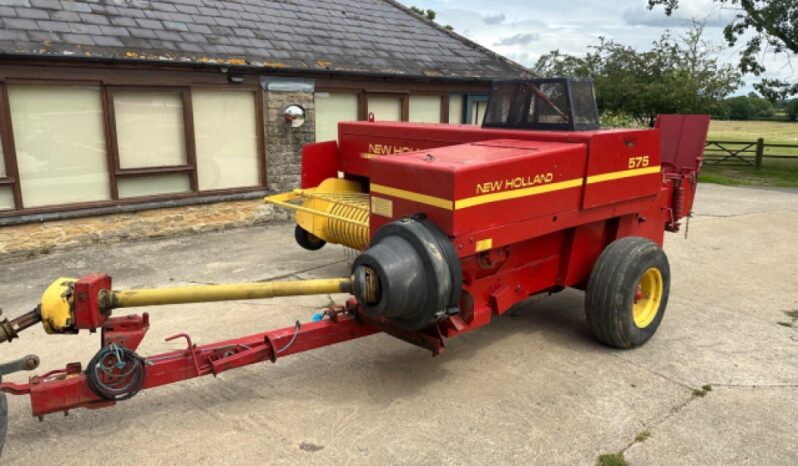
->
xmin=264 ymin=87 xmax=315 ymax=192
xmin=0 ymin=62 xmax=491 ymax=260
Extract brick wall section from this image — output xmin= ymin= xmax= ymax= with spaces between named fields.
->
xmin=264 ymin=90 xmax=316 ymax=192
xmin=0 ymin=199 xmax=288 ymax=262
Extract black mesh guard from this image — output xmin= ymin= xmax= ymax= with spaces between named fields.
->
xmin=483 ymin=78 xmax=600 ymax=131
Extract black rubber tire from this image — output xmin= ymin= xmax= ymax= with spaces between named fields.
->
xmin=294 ymin=225 xmax=326 ymax=251
xmin=585 ymin=236 xmax=670 ymax=349
xmin=0 ymin=389 xmax=7 ymax=456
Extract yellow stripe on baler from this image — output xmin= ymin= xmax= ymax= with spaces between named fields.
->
xmin=372 ymin=166 xmax=662 ymax=211
xmin=370 ymin=184 xmax=455 ymax=210
xmin=455 ymin=178 xmax=584 ymax=209
xmin=586 ymin=166 xmax=661 ymax=184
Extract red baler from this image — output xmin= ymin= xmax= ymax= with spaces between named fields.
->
xmin=0 ymin=79 xmax=709 ymax=452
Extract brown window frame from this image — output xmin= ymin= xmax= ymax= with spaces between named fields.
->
xmin=365 ymin=92 xmax=410 ymax=122
xmin=0 ymin=82 xmax=22 ymax=210
xmin=0 ymin=79 xmax=267 ymax=218
xmin=317 ymin=87 xmax=448 ymax=125
xmin=106 ymin=85 xmax=199 ymax=196
xmin=189 ymin=85 xmax=267 ymax=189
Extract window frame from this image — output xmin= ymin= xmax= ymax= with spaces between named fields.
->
xmin=312 ymin=90 xmax=361 ymax=143
xmin=365 ymin=92 xmax=409 ymax=122
xmin=0 ymin=78 xmax=267 ymax=217
xmin=0 ymin=82 xmax=22 ymax=209
xmin=315 ymin=87 xmax=449 ymax=128
xmin=106 ymin=85 xmax=199 ymax=195
xmin=465 ymin=94 xmax=490 ymax=125
xmin=189 ymin=85 xmax=266 ymax=190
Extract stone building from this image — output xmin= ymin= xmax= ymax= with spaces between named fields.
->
xmin=0 ymin=0 xmax=529 ymax=259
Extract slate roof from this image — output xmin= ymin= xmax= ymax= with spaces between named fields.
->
xmin=0 ymin=0 xmax=530 ymax=79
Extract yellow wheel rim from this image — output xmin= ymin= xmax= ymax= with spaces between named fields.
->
xmin=632 ymin=267 xmax=663 ymax=328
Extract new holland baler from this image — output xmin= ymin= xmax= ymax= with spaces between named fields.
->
xmin=0 ymin=79 xmax=709 ymax=452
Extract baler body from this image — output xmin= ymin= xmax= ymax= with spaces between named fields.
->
xmin=293 ymin=115 xmax=708 ymax=337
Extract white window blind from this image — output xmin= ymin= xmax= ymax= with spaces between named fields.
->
xmin=0 ymin=187 xmax=12 ymax=210
xmin=114 ymin=91 xmax=187 ymax=169
xmin=448 ymin=95 xmax=464 ymax=124
xmin=367 ymin=95 xmax=402 ymax=121
xmin=8 ymin=85 xmax=110 ymax=208
xmin=315 ymin=92 xmax=358 ymax=142
xmin=118 ymin=174 xmax=191 ymax=199
xmin=409 ymin=95 xmax=441 ymax=123
xmin=192 ymin=90 xmax=260 ymax=190
xmin=472 ymin=100 xmax=488 ymax=125
xmin=0 ymin=128 xmax=5 ymax=177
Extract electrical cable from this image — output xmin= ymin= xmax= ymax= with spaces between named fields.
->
xmin=85 ymin=344 xmax=146 ymax=401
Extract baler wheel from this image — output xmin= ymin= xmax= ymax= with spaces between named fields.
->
xmin=294 ymin=225 xmax=327 ymax=251
xmin=585 ymin=237 xmax=670 ymax=349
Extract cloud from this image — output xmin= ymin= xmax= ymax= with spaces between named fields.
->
xmin=483 ymin=13 xmax=505 ymax=25
xmin=622 ymin=0 xmax=733 ymax=28
xmin=494 ymin=32 xmax=540 ymax=47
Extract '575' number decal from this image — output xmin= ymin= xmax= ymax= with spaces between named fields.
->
xmin=628 ymin=155 xmax=650 ymax=169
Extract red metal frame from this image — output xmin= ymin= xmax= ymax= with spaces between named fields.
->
xmin=1 ymin=301 xmax=379 ymax=417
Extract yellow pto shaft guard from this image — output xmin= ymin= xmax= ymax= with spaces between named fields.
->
xmin=98 ymin=277 xmax=353 ymax=312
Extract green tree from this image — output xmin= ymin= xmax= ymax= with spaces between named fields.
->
xmin=725 ymin=96 xmax=754 ymax=119
xmin=786 ymin=99 xmax=798 ymax=121
xmin=534 ymin=24 xmax=741 ymax=126
xmin=410 ymin=6 xmax=437 ymax=21
xmin=746 ymin=92 xmax=776 ymax=117
xmin=648 ymin=0 xmax=798 ymax=100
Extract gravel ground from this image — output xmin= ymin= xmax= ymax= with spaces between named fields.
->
xmin=0 ymin=183 xmax=796 ymax=465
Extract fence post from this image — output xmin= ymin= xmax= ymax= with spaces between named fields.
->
xmin=755 ymin=138 xmax=764 ymax=170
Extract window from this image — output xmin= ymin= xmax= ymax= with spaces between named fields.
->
xmin=367 ymin=95 xmax=402 ymax=121
xmin=448 ymin=94 xmax=488 ymax=125
xmin=448 ymin=95 xmax=464 ymax=124
xmin=0 ymin=117 xmax=10 ymax=210
xmin=0 ymin=187 xmax=12 ymax=210
xmin=409 ymin=95 xmax=442 ymax=123
xmin=118 ymin=174 xmax=192 ymax=199
xmin=8 ymin=85 xmax=110 ymax=208
xmin=0 ymin=127 xmax=5 ymax=178
xmin=0 ymin=78 xmax=266 ymax=216
xmin=465 ymin=95 xmax=489 ymax=125
xmin=109 ymin=89 xmax=193 ymax=199
xmin=113 ymin=90 xmax=187 ymax=169
xmin=0 ymin=111 xmax=11 ymax=208
xmin=193 ymin=90 xmax=260 ymax=190
xmin=315 ymin=92 xmax=358 ymax=142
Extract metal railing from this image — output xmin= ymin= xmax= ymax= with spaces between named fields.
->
xmin=704 ymin=139 xmax=798 ymax=169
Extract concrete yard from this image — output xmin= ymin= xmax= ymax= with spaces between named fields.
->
xmin=0 ymin=183 xmax=796 ymax=465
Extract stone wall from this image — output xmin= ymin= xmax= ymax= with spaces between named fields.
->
xmin=263 ymin=86 xmax=316 ymax=192
xmin=0 ymin=200 xmax=287 ymax=261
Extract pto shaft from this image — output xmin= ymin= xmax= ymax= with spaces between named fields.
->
xmin=98 ymin=277 xmax=353 ymax=312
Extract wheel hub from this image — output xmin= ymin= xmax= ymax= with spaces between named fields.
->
xmin=632 ymin=267 xmax=663 ymax=328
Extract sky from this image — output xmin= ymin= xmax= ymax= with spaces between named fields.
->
xmin=397 ymin=0 xmax=795 ymax=96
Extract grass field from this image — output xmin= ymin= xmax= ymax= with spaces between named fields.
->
xmin=701 ymin=120 xmax=798 ymax=188
xmin=709 ymin=120 xmax=798 ymax=144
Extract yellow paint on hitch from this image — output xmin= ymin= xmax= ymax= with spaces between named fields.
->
xmin=40 ymin=277 xmax=77 ymax=334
